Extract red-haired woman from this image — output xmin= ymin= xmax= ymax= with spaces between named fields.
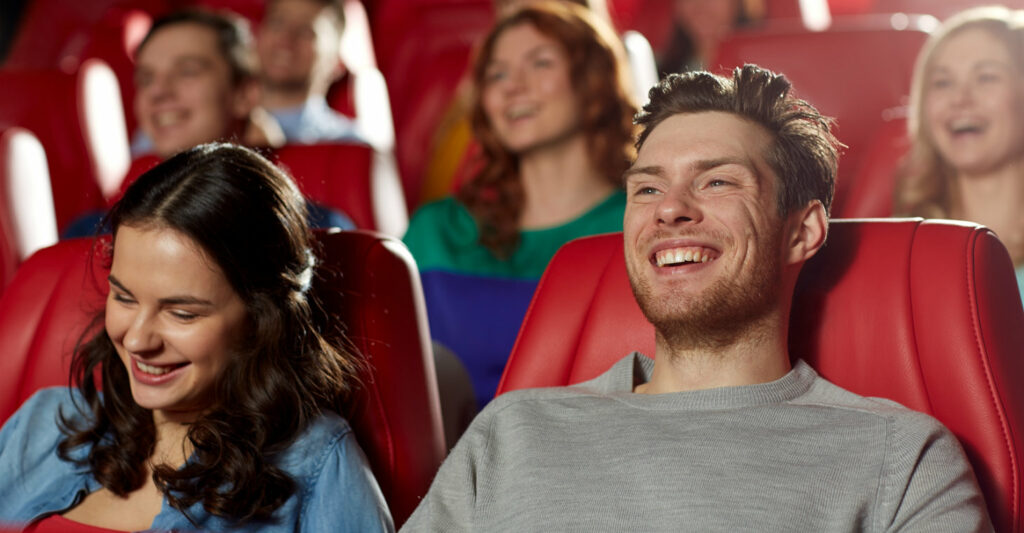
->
xmin=404 ymin=2 xmax=637 ymax=412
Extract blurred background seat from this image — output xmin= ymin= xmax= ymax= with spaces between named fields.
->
xmin=272 ymin=143 xmax=408 ymax=236
xmin=0 ymin=126 xmax=58 ymax=292
xmin=0 ymin=60 xmax=129 ymax=231
xmin=711 ymin=14 xmax=933 ymax=217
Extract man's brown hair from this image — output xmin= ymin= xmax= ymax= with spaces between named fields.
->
xmin=635 ymin=64 xmax=840 ymax=215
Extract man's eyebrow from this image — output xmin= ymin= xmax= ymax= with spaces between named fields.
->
xmin=623 ymin=165 xmax=666 ymax=180
xmin=693 ymin=157 xmax=751 ymax=172
xmin=107 ymin=275 xmax=214 ymax=307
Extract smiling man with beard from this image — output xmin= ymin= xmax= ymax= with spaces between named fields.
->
xmin=401 ymin=65 xmax=991 ymax=533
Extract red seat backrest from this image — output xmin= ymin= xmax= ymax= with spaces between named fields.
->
xmin=115 ymin=145 xmax=408 ymax=235
xmin=499 ymin=219 xmax=1024 ymax=533
xmin=371 ymin=0 xmax=494 ymax=206
xmin=711 ymin=17 xmax=929 ymax=217
xmin=841 ymin=116 xmax=909 ymax=218
xmin=0 ymin=61 xmax=129 ymax=231
xmin=271 ymin=144 xmax=376 ymax=229
xmin=0 ymin=126 xmax=59 ymax=291
xmin=271 ymin=143 xmax=411 ymax=234
xmin=0 ymin=230 xmax=444 ymax=528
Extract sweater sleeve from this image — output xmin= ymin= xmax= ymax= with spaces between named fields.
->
xmin=400 ymin=401 xmax=495 ymax=532
xmin=881 ymin=412 xmax=993 ymax=532
xmin=301 ymin=429 xmax=394 ymax=533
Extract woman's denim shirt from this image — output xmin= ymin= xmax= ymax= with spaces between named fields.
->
xmin=0 ymin=388 xmax=394 ymax=532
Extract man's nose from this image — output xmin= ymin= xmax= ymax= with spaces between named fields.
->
xmin=656 ymin=188 xmax=703 ymax=225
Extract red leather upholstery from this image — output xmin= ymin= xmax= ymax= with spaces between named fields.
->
xmin=270 ymin=144 xmax=376 ymax=229
xmin=114 ymin=146 xmax=407 ymax=235
xmin=272 ymin=143 xmax=410 ymax=235
xmin=0 ymin=60 xmax=129 ymax=231
xmin=499 ymin=219 xmax=1024 ymax=533
xmin=826 ymin=0 xmax=1024 ymax=18
xmin=712 ymin=17 xmax=929 ymax=217
xmin=371 ymin=0 xmax=494 ymax=206
xmin=0 ymin=136 xmax=18 ymax=292
xmin=0 ymin=126 xmax=59 ymax=291
xmin=841 ymin=116 xmax=909 ymax=218
xmin=0 ymin=230 xmax=444 ymax=528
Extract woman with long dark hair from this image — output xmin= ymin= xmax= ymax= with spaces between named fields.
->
xmin=0 ymin=143 xmax=392 ymax=531
xmin=404 ymin=2 xmax=637 ymax=411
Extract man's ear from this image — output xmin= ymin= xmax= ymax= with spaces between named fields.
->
xmin=231 ymin=78 xmax=260 ymax=119
xmin=785 ymin=200 xmax=828 ymax=266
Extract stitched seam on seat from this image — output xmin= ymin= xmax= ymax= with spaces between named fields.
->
xmin=905 ymin=221 xmax=933 ymax=414
xmin=965 ymin=228 xmax=1019 ymax=531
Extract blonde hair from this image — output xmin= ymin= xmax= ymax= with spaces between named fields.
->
xmin=895 ymin=6 xmax=1024 ymax=219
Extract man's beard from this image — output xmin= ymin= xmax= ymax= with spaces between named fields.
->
xmin=628 ymin=230 xmax=784 ymax=353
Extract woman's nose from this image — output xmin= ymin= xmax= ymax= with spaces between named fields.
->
xmin=122 ymin=312 xmax=162 ymax=354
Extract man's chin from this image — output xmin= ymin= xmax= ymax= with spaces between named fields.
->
xmin=636 ymin=286 xmax=780 ymax=352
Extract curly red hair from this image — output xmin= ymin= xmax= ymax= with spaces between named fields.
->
xmin=457 ymin=1 xmax=637 ymax=257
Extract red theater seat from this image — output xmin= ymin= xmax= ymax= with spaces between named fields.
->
xmin=371 ymin=0 xmax=494 ymax=206
xmin=116 ymin=144 xmax=408 ymax=236
xmin=711 ymin=15 xmax=930 ymax=217
xmin=271 ymin=143 xmax=408 ymax=236
xmin=842 ymin=116 xmax=909 ymax=218
xmin=0 ymin=60 xmax=130 ymax=232
xmin=0 ymin=230 xmax=444 ymax=528
xmin=499 ymin=220 xmax=1024 ymax=533
xmin=0 ymin=127 xmax=59 ymax=291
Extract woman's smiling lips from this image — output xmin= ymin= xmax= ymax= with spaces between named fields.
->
xmin=130 ymin=358 xmax=191 ymax=386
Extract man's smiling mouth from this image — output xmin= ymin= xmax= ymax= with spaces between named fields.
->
xmin=653 ymin=246 xmax=720 ymax=267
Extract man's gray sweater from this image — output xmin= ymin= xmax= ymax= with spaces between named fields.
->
xmin=402 ymin=354 xmax=991 ymax=532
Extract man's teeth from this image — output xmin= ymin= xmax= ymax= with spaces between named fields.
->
xmin=136 ymin=360 xmax=177 ymax=375
xmin=154 ymin=111 xmax=183 ymax=128
xmin=655 ymin=247 xmax=716 ymax=267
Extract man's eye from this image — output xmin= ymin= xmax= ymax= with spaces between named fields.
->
xmin=634 ymin=186 xmax=659 ymax=195
xmin=708 ymin=179 xmax=731 ymax=187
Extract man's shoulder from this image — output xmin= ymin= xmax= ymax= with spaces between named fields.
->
xmin=478 ymin=354 xmax=640 ymax=422
xmin=797 ymin=373 xmax=951 ymax=436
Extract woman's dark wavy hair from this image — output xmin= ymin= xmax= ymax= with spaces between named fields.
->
xmin=458 ymin=1 xmax=637 ymax=257
xmin=56 ymin=143 xmax=361 ymax=524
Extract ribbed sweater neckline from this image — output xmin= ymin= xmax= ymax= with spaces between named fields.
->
xmin=582 ymin=352 xmax=818 ymax=411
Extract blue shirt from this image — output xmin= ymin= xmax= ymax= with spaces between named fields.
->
xmin=403 ymin=193 xmax=626 ymax=408
xmin=269 ymin=98 xmax=366 ymax=145
xmin=0 ymin=388 xmax=394 ymax=532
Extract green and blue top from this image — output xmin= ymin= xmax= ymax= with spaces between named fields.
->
xmin=404 ymin=192 xmax=625 ymax=408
